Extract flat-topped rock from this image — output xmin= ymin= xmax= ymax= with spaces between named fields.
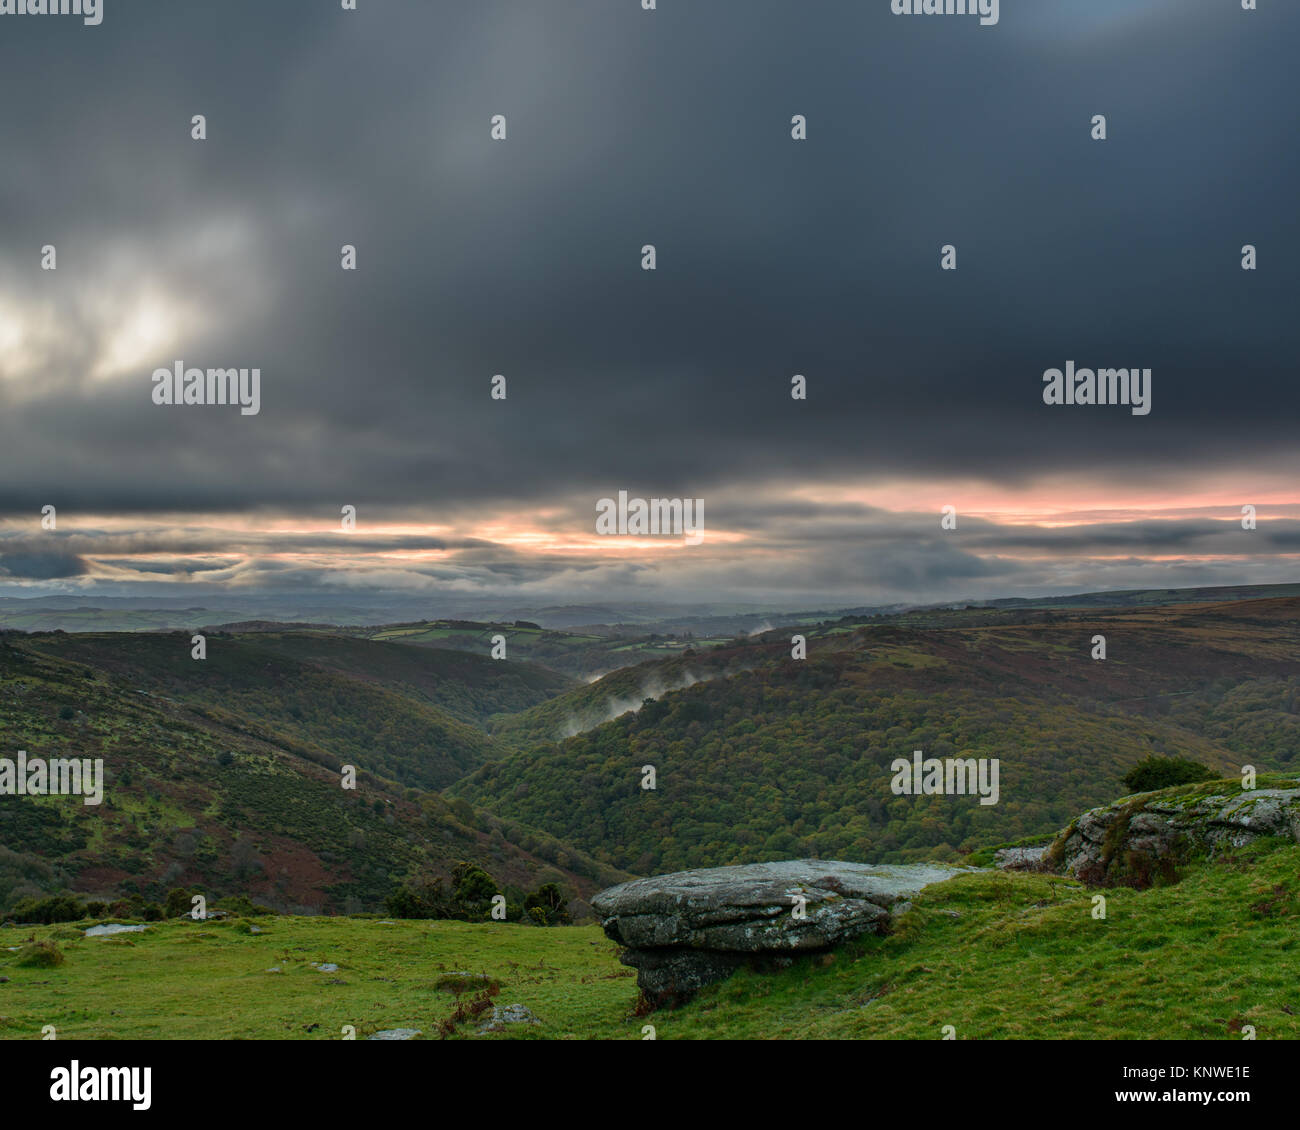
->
xmin=592 ymin=859 xmax=967 ymax=1006
xmin=594 ymin=860 xmax=961 ymax=951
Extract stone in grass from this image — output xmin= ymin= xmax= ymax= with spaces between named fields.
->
xmin=593 ymin=859 xmax=968 ymax=1008
xmin=367 ymin=1028 xmax=422 ymax=1040
xmin=309 ymin=962 xmax=340 ymax=972
xmin=84 ymin=924 xmax=148 ymax=937
xmin=477 ymin=1004 xmax=541 ymax=1034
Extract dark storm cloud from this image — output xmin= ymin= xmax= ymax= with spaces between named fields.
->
xmin=0 ymin=0 xmax=1296 ymax=518
xmin=0 ymin=1 xmax=1296 ymax=609
xmin=0 ymin=552 xmax=88 ymax=579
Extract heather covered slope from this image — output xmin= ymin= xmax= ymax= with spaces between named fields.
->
xmin=21 ymin=630 xmax=555 ymax=790
xmin=236 ymin=632 xmax=575 ymax=726
xmin=0 ymin=635 xmax=625 ymax=915
xmin=451 ymin=598 xmax=1300 ymax=874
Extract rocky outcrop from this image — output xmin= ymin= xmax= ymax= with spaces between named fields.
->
xmin=1045 ymin=785 xmax=1300 ymax=887
xmin=994 ymin=846 xmax=1048 ymax=871
xmin=592 ymin=860 xmax=967 ymax=1007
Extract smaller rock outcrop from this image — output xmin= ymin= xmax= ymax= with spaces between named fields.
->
xmin=477 ymin=1004 xmax=541 ymax=1033
xmin=1045 ymin=784 xmax=1300 ymax=887
xmin=994 ymin=846 xmax=1048 ymax=871
xmin=592 ymin=860 xmax=966 ymax=1007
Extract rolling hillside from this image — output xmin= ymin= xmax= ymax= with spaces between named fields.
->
xmin=0 ymin=633 xmax=625 ymax=915
xmin=451 ymin=598 xmax=1300 ymax=874
xmin=486 ymin=644 xmax=768 ymax=747
xmin=4 ymin=592 xmax=1295 ymax=921
xmin=352 ymin=619 xmax=740 ymax=680
xmin=21 ymin=631 xmax=566 ymax=791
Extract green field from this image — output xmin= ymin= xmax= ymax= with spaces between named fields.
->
xmin=4 ymin=833 xmax=1295 ymax=1041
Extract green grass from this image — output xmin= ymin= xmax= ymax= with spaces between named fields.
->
xmin=658 ymin=840 xmax=1300 ymax=1039
xmin=4 ymin=838 xmax=1296 ymax=1040
xmin=0 ymin=917 xmax=638 ymax=1041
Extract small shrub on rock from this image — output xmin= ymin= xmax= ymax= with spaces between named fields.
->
xmin=1122 ymin=756 xmax=1216 ymax=794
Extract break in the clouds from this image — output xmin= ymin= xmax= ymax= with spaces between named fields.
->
xmin=0 ymin=1 xmax=1295 ymax=611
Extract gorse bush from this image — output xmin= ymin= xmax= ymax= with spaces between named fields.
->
xmin=384 ymin=863 xmax=569 ymax=925
xmin=523 ymin=882 xmax=571 ymax=926
xmin=7 ymin=894 xmax=94 ymax=925
xmin=215 ymin=894 xmax=274 ymax=917
xmin=384 ymin=879 xmax=449 ymax=920
xmin=451 ymin=862 xmax=497 ymax=917
xmin=1122 ymin=756 xmax=1217 ymax=794
xmin=385 ymin=863 xmax=500 ymax=921
xmin=9 ymin=894 xmax=80 ymax=924
xmin=17 ymin=940 xmax=66 ymax=967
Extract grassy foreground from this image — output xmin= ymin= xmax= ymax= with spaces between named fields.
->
xmin=3 ymin=838 xmax=1296 ymax=1040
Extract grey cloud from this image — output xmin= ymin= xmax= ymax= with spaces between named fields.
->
xmin=0 ymin=552 xmax=89 ymax=579
xmin=0 ymin=1 xmax=1295 ymax=605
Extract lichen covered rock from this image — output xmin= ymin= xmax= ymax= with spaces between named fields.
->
xmin=592 ymin=859 xmax=966 ymax=1007
xmin=1045 ymin=783 xmax=1300 ymax=887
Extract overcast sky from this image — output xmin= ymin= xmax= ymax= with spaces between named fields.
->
xmin=0 ymin=0 xmax=1296 ymax=612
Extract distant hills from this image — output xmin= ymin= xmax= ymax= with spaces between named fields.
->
xmin=2 ymin=583 xmax=1296 ymax=921
xmin=3 ymin=579 xmax=1298 ymax=643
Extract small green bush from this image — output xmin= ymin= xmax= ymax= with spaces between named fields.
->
xmin=215 ymin=894 xmax=275 ymax=917
xmin=8 ymin=894 xmax=84 ymax=925
xmin=523 ymin=882 xmax=571 ymax=926
xmin=16 ymin=941 xmax=65 ymax=968
xmin=385 ymin=863 xmax=510 ymax=921
xmin=1122 ymin=756 xmax=1217 ymax=794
